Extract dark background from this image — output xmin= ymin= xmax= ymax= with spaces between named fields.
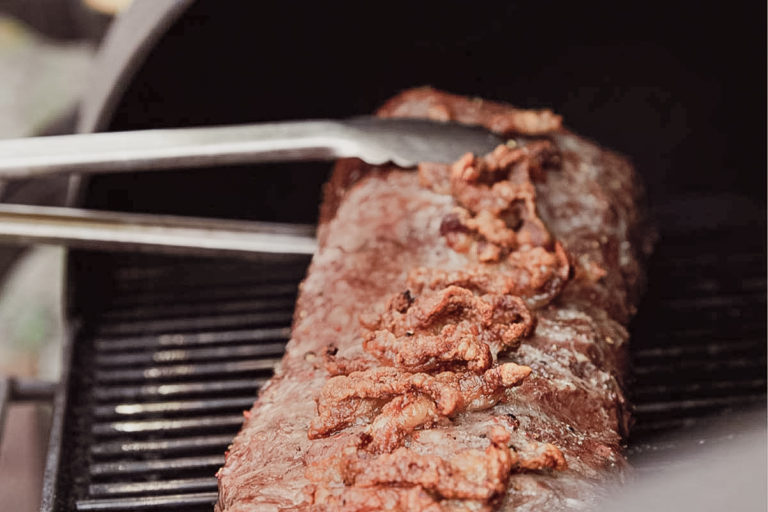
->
xmin=45 ymin=3 xmax=768 ymax=510
xmin=83 ymin=1 xmax=765 ymax=232
xmin=0 ymin=3 xmax=761 ymax=511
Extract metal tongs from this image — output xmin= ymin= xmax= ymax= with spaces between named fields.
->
xmin=0 ymin=118 xmax=503 ymax=256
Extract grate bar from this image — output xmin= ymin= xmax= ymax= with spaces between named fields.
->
xmin=107 ymin=282 xmax=299 ymax=308
xmin=94 ymin=359 xmax=278 ymax=383
xmin=634 ymin=394 xmax=766 ymax=415
xmin=653 ymin=277 xmax=766 ymax=296
xmin=112 ymin=260 xmax=308 ymax=285
xmin=650 ymin=251 xmax=763 ymax=268
xmin=632 ymin=324 xmax=766 ymax=344
xmin=110 ymin=275 xmax=304 ymax=296
xmin=92 ymin=378 xmax=266 ymax=401
xmin=91 ymin=435 xmax=234 ymax=457
xmin=76 ymin=492 xmax=218 ymax=511
xmin=89 ymin=478 xmax=217 ymax=497
xmin=92 ymin=415 xmax=244 ymax=436
xmin=113 ymin=258 xmax=307 ymax=275
xmin=100 ymin=297 xmax=298 ymax=321
xmin=630 ymin=416 xmax=716 ymax=435
xmin=633 ymin=378 xmax=767 ymax=400
xmin=91 ymin=435 xmax=232 ymax=456
xmin=633 ymin=357 xmax=765 ymax=376
xmin=90 ymin=455 xmax=224 ymax=477
xmin=626 ymin=430 xmax=756 ymax=461
xmin=94 ymin=327 xmax=290 ymax=352
xmin=95 ymin=311 xmax=295 ymax=336
xmin=94 ymin=397 xmax=255 ymax=418
xmin=94 ymin=342 xmax=287 ymax=366
xmin=638 ymin=310 xmax=762 ymax=328
xmin=658 ymin=291 xmax=766 ymax=310
xmin=633 ymin=339 xmax=764 ymax=359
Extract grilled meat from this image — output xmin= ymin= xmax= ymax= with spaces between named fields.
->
xmin=216 ymin=87 xmax=651 ymax=511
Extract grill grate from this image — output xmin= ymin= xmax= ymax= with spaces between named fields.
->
xmin=43 ymin=226 xmax=765 ymax=510
xmin=50 ymin=254 xmax=311 ymax=511
xmin=627 ymin=226 xmax=766 ymax=465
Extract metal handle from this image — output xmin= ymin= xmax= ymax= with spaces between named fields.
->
xmin=0 ymin=117 xmax=506 ymax=179
xmin=0 ymin=120 xmax=359 ymax=179
xmin=0 ymin=377 xmax=57 ymax=443
xmin=0 ymin=203 xmax=317 ymax=257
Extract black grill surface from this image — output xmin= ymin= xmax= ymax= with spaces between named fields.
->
xmin=48 ymin=254 xmax=311 ymax=511
xmin=626 ymin=223 xmax=766 ymax=466
xmin=43 ymin=221 xmax=765 ymax=511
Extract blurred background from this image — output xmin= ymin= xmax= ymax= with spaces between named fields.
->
xmin=0 ymin=1 xmax=764 ymax=511
xmin=0 ymin=1 xmax=121 ymax=509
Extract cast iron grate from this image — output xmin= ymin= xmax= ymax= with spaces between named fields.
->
xmin=51 ymin=254 xmax=311 ymax=511
xmin=45 ymin=227 xmax=765 ymax=511
xmin=626 ymin=225 xmax=766 ymax=466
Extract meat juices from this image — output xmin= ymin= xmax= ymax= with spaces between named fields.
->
xmin=215 ymin=88 xmax=652 ymax=511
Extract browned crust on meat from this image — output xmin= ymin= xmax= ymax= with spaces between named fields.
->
xmin=304 ymin=123 xmax=571 ymax=508
xmin=215 ymin=88 xmax=651 ymax=512
xmin=378 ymin=86 xmax=563 ymax=136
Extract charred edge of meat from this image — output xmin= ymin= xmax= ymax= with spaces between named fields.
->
xmin=377 ymin=86 xmax=563 ymax=137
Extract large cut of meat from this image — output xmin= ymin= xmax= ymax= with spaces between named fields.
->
xmin=216 ymin=88 xmax=652 ymax=511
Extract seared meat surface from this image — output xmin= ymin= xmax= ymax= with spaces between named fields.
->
xmin=216 ymin=88 xmax=651 ymax=511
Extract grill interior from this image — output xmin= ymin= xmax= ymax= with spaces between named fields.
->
xmin=51 ymin=253 xmax=311 ymax=511
xmin=35 ymin=3 xmax=764 ymax=509
xmin=626 ymin=223 xmax=766 ymax=464
xmin=43 ymin=205 xmax=766 ymax=511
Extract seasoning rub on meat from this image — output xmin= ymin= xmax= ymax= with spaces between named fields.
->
xmin=215 ymin=87 xmax=652 ymax=511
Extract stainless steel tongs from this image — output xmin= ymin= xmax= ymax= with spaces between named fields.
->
xmin=0 ymin=118 xmax=504 ymax=256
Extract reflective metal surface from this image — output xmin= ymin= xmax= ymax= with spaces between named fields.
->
xmin=0 ymin=117 xmax=504 ymax=178
xmin=0 ymin=203 xmax=317 ymax=257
